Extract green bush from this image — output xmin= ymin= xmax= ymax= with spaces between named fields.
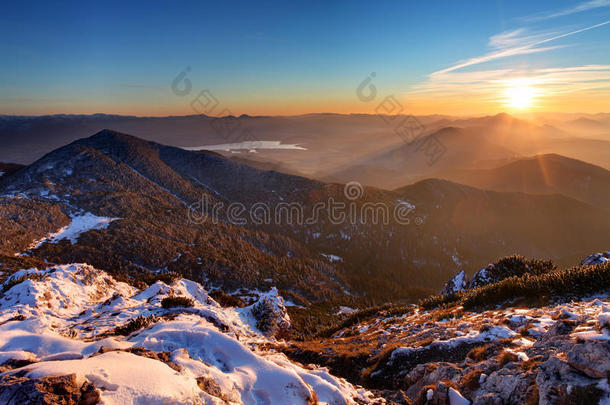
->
xmin=251 ymin=298 xmax=290 ymax=337
xmin=420 ymin=291 xmax=465 ymax=310
xmin=140 ymin=271 xmax=181 ymax=286
xmin=114 ymin=315 xmax=159 ymax=335
xmin=421 ymin=261 xmax=610 ymax=311
xmin=209 ymin=290 xmax=246 ymax=307
xmin=488 ymin=255 xmax=555 ymax=278
xmin=462 ymin=261 xmax=610 ymax=310
xmin=316 ymin=304 xmax=414 ymax=338
xmin=1 ymin=272 xmax=48 ymax=294
xmin=161 ymin=296 xmax=194 ymax=308
xmin=420 ymin=255 xmax=558 ymax=310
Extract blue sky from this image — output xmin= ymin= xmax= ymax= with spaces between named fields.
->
xmin=1 ymin=0 xmax=609 ymax=115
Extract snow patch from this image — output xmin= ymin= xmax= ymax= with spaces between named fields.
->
xmin=25 ymin=212 xmax=119 ymax=251
xmin=448 ymin=387 xmax=470 ymax=405
xmin=322 ymin=253 xmax=343 ymax=263
xmin=336 ymin=306 xmax=357 ymax=315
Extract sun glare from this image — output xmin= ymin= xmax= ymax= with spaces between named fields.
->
xmin=503 ymin=78 xmax=540 ymax=109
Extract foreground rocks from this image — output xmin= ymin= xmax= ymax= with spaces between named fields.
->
xmin=284 ymin=296 xmax=610 ymax=404
xmin=0 ymin=374 xmax=100 ymax=405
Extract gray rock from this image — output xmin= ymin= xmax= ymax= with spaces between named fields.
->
xmin=567 ymin=340 xmax=610 ymax=379
xmin=475 ymin=366 xmax=536 ymax=405
xmin=532 ymin=320 xmax=575 ymax=351
xmin=579 ymin=252 xmax=610 ymax=266
xmin=404 ymin=362 xmax=462 ymax=399
xmin=469 ymin=265 xmax=495 ymax=289
xmin=0 ymin=373 xmax=99 ymax=405
xmin=536 ymin=356 xmax=604 ymax=405
xmin=440 ymin=270 xmax=467 ymax=296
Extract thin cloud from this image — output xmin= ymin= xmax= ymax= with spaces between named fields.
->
xmin=411 ymin=65 xmax=610 ymax=99
xmin=431 ymin=20 xmax=610 ymax=76
xmin=488 ymin=28 xmax=558 ymax=49
xmin=522 ymin=0 xmax=610 ymax=22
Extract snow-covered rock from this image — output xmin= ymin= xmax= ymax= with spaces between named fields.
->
xmin=469 ymin=264 xmax=494 ymax=289
xmin=448 ymin=387 xmax=470 ymax=405
xmin=580 ymin=252 xmax=610 ymax=266
xmin=440 ymin=270 xmax=467 ymax=295
xmin=250 ymin=286 xmax=291 ymax=337
xmin=336 ymin=306 xmax=357 ymax=315
xmin=0 ymin=264 xmax=376 ymax=404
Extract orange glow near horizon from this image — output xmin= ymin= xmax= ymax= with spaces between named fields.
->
xmin=1 ymin=87 xmax=608 ymax=117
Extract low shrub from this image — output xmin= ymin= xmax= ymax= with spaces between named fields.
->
xmin=316 ymin=304 xmax=414 ymax=338
xmin=467 ymin=344 xmax=494 ymax=362
xmin=114 ymin=315 xmax=159 ymax=335
xmin=490 ymin=255 xmax=555 ymax=279
xmin=420 ymin=291 xmax=464 ymax=310
xmin=252 ymin=297 xmax=289 ymax=337
xmin=421 ymin=261 xmax=610 ymax=311
xmin=209 ymin=290 xmax=246 ymax=307
xmin=433 ymin=308 xmax=463 ymax=321
xmin=140 ymin=271 xmax=181 ymax=286
xmin=161 ymin=296 xmax=194 ymax=309
xmin=1 ymin=272 xmax=48 ymax=294
xmin=497 ymin=351 xmax=519 ymax=367
xmin=463 ymin=261 xmax=610 ymax=310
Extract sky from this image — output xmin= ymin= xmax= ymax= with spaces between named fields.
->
xmin=1 ymin=0 xmax=609 ymax=116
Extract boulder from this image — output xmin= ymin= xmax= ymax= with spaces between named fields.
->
xmin=251 ymin=287 xmax=291 ymax=338
xmin=579 ymin=252 xmax=610 ymax=266
xmin=536 ymin=356 xmax=604 ymax=405
xmin=404 ymin=362 xmax=462 ymax=399
xmin=0 ymin=373 xmax=99 ymax=405
xmin=440 ymin=270 xmax=467 ymax=296
xmin=475 ymin=366 xmax=536 ymax=405
xmin=469 ymin=265 xmax=495 ymax=289
xmin=532 ymin=320 xmax=575 ymax=351
xmin=567 ymin=340 xmax=610 ymax=379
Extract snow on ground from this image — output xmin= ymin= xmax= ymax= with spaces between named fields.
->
xmin=336 ymin=306 xmax=357 ymax=315
xmin=391 ymin=325 xmax=516 ymax=360
xmin=322 ymin=253 xmax=343 ymax=263
xmin=335 ymin=294 xmax=610 ymax=364
xmin=24 ymin=212 xmax=119 ymax=252
xmin=23 ymin=351 xmax=204 ymax=405
xmin=0 ymin=264 xmax=376 ymax=404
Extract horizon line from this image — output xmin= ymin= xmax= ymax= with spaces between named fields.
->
xmin=2 ymin=111 xmax=610 ymax=119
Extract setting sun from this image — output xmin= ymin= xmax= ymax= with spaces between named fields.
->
xmin=504 ymin=79 xmax=539 ymax=109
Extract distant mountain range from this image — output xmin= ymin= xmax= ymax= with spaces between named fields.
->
xmin=429 ymin=153 xmax=610 ymax=211
xmin=1 ymin=129 xmax=610 ymax=305
xmin=1 ymin=113 xmax=608 ymax=188
xmin=323 ymin=112 xmax=610 ymax=189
